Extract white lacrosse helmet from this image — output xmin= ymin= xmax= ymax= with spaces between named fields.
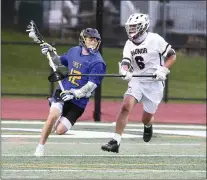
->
xmin=125 ymin=13 xmax=150 ymax=40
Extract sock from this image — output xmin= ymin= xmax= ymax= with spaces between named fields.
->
xmin=113 ymin=133 xmax=122 ymax=145
xmin=38 ymin=144 xmax=44 ymax=149
xmin=145 ymin=124 xmax=152 ymax=128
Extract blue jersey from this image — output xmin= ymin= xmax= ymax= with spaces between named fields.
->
xmin=55 ymin=46 xmax=106 ymax=109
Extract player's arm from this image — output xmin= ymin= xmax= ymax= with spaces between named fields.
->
xmin=157 ymin=34 xmax=176 ymax=69
xmin=60 ymin=81 xmax=97 ymax=101
xmin=40 ymin=43 xmax=70 ymax=67
xmin=62 ymin=62 xmax=106 ymax=100
xmin=119 ymin=41 xmax=133 ymax=81
xmin=164 ymin=48 xmax=176 ymax=69
xmin=153 ymin=35 xmax=176 ymax=80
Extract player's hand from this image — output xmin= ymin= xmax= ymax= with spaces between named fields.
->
xmin=118 ymin=62 xmax=132 ymax=81
xmin=69 ymin=89 xmax=84 ymax=99
xmin=153 ymin=66 xmax=170 ymax=81
xmin=60 ymin=90 xmax=74 ymax=101
xmin=40 ymin=42 xmax=56 ymax=56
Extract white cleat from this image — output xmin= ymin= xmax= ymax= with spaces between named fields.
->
xmin=34 ymin=145 xmax=44 ymax=157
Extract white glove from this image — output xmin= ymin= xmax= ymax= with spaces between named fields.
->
xmin=118 ymin=62 xmax=132 ymax=81
xmin=60 ymin=90 xmax=74 ymax=101
xmin=153 ymin=66 xmax=170 ymax=81
xmin=69 ymin=89 xmax=84 ymax=99
xmin=40 ymin=42 xmax=56 ymax=56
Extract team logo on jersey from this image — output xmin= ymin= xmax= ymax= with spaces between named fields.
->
xmin=131 ymin=48 xmax=147 ymax=56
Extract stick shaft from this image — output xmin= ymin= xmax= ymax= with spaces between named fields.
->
xmin=65 ymin=74 xmax=156 ymax=78
xmin=47 ymin=52 xmax=65 ymax=91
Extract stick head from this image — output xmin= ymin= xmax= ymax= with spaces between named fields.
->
xmin=26 ymin=20 xmax=44 ymax=43
xmin=48 ymin=71 xmax=66 ymax=82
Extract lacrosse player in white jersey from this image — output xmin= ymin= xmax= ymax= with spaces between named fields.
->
xmin=101 ymin=13 xmax=176 ymax=153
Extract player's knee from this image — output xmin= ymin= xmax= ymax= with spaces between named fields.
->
xmin=56 ymin=116 xmax=73 ymax=135
xmin=47 ymin=113 xmax=59 ymax=124
xmin=47 ymin=108 xmax=61 ymax=123
xmin=55 ymin=126 xmax=67 ymax=135
xmin=121 ymin=103 xmax=132 ymax=113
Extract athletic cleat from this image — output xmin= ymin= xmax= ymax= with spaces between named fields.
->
xmin=34 ymin=145 xmax=44 ymax=157
xmin=143 ymin=125 xmax=153 ymax=142
xmin=101 ymin=139 xmax=120 ymax=153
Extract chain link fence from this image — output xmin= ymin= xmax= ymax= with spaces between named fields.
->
xmin=2 ymin=0 xmax=206 ymax=102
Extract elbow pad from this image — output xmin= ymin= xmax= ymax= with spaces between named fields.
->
xmin=166 ymin=48 xmax=176 ymax=58
xmin=121 ymin=58 xmax=131 ymax=68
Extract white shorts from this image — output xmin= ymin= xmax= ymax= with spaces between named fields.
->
xmin=124 ymin=80 xmax=164 ymax=114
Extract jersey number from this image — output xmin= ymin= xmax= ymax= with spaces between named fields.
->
xmin=68 ymin=68 xmax=81 ymax=86
xmin=135 ymin=56 xmax=145 ymax=69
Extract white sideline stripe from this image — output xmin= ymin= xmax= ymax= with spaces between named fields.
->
xmin=125 ymin=128 xmax=206 ymax=137
xmin=1 ymin=176 xmax=39 ymax=179
xmin=2 ymin=169 xmax=206 ymax=173
xmin=2 ymin=154 xmax=205 ymax=157
xmin=1 ymin=127 xmax=141 ymax=138
xmin=1 ymin=134 xmax=138 ymax=139
xmin=1 ymin=121 xmax=206 ymax=129
xmin=2 ymin=127 xmax=205 ymax=137
xmin=2 ymin=142 xmax=201 ymax=146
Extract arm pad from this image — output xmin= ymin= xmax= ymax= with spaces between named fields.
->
xmin=50 ymin=51 xmax=61 ymax=66
xmin=75 ymin=81 xmax=97 ymax=98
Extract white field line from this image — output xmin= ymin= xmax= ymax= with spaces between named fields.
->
xmin=2 ymin=127 xmax=205 ymax=137
xmin=2 ymin=154 xmax=205 ymax=157
xmin=1 ymin=141 xmax=202 ymax=146
xmin=2 ymin=169 xmax=206 ymax=173
xmin=1 ymin=133 xmax=141 ymax=139
xmin=1 ymin=175 xmax=39 ymax=179
xmin=125 ymin=128 xmax=206 ymax=137
xmin=1 ymin=121 xmax=206 ymax=129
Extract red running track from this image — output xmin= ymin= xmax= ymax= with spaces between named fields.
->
xmin=1 ymin=98 xmax=206 ymax=125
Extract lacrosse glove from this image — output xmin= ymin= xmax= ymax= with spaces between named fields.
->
xmin=40 ymin=42 xmax=56 ymax=56
xmin=60 ymin=90 xmax=74 ymax=102
xmin=118 ymin=62 xmax=133 ymax=81
xmin=153 ymin=66 xmax=170 ymax=81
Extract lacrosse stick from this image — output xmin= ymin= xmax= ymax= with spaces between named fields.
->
xmin=26 ymin=20 xmax=65 ymax=91
xmin=48 ymin=71 xmax=156 ymax=82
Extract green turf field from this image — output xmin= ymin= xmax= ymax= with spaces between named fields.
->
xmin=1 ymin=120 xmax=206 ymax=179
xmin=2 ymin=30 xmax=206 ymax=100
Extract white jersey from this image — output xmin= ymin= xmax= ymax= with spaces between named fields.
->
xmin=123 ymin=32 xmax=171 ymax=81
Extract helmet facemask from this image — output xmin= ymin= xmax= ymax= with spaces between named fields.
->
xmin=125 ymin=14 xmax=150 ymax=41
xmin=125 ymin=23 xmax=148 ymax=41
xmin=79 ymin=28 xmax=101 ymax=54
xmin=85 ymin=37 xmax=100 ymax=51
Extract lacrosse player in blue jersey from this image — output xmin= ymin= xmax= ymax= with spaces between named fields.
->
xmin=34 ymin=28 xmax=106 ymax=156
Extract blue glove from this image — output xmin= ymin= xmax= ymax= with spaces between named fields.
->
xmin=60 ymin=90 xmax=74 ymax=102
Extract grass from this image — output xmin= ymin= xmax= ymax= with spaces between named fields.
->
xmin=1 ymin=121 xmax=206 ymax=179
xmin=2 ymin=30 xmax=206 ymax=101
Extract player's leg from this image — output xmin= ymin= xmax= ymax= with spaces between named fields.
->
xmin=34 ymin=102 xmax=62 ymax=156
xmin=141 ymin=100 xmax=155 ymax=142
xmin=101 ymin=81 xmax=143 ymax=153
xmin=101 ymin=94 xmax=139 ymax=153
xmin=141 ymin=81 xmax=164 ymax=142
xmin=55 ymin=101 xmax=85 ymax=135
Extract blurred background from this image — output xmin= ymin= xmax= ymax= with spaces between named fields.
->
xmin=2 ymin=0 xmax=206 ymax=120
